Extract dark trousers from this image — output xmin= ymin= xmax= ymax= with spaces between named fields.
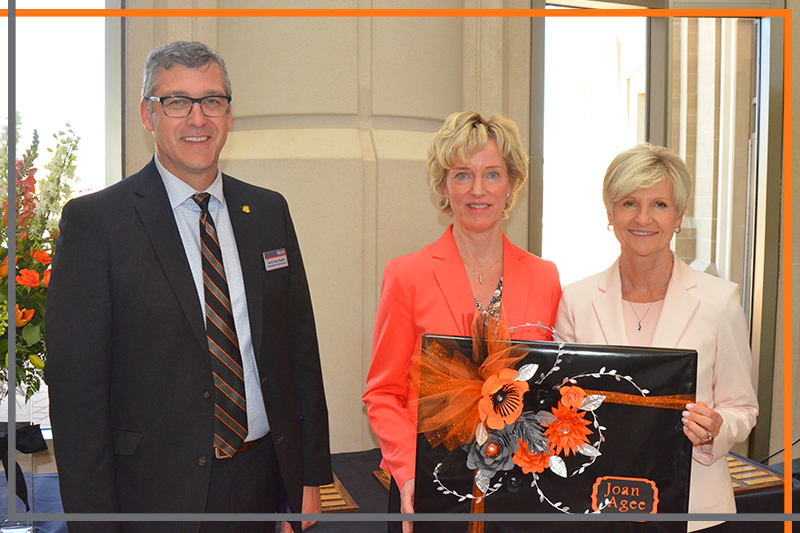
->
xmin=200 ymin=436 xmax=279 ymax=533
xmin=388 ymin=477 xmax=402 ymax=533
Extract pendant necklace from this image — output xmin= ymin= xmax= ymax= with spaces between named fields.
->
xmin=622 ymin=258 xmax=672 ymax=330
xmin=464 ymin=255 xmax=502 ymax=284
xmin=629 ymin=300 xmax=656 ymax=331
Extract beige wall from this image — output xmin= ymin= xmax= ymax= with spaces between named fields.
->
xmin=123 ymin=3 xmax=532 ymax=453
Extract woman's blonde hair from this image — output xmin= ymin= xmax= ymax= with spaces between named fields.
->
xmin=603 ymin=144 xmax=693 ymax=216
xmin=428 ymin=111 xmax=529 ymax=217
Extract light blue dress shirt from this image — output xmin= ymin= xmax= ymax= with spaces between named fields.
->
xmin=156 ymin=156 xmax=269 ymax=442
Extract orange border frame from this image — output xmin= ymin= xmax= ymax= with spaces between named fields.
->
xmin=2 ymin=5 xmax=794 ymax=530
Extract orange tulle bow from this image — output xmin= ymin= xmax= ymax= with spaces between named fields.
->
xmin=410 ymin=309 xmax=530 ymax=451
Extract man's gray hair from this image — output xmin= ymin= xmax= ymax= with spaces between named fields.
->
xmin=142 ymin=41 xmax=231 ymax=109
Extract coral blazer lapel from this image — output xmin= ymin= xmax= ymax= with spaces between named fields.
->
xmin=431 ymin=227 xmax=480 ymax=334
xmin=591 ymin=259 xmax=629 ymax=346
xmin=650 ymin=258 xmax=699 ymax=349
xmin=131 ymin=161 xmax=207 ymax=357
xmin=500 ymin=234 xmax=531 ymax=332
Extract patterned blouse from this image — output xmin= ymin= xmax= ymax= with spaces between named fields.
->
xmin=474 ymin=276 xmax=503 ymax=321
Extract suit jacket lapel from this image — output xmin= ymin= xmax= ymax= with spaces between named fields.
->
xmin=651 ymin=257 xmax=699 ymax=348
xmin=432 ymin=227 xmax=479 ymax=334
xmin=591 ymin=259 xmax=629 ymax=346
xmin=131 ymin=161 xmax=207 ymax=356
xmin=224 ymin=176 xmax=264 ymax=357
xmin=500 ymin=234 xmax=530 ymax=331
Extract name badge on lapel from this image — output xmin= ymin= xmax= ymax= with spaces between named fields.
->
xmin=263 ymin=248 xmax=288 ymax=271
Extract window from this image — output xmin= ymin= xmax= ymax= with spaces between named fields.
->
xmin=542 ymin=13 xmax=648 ymax=286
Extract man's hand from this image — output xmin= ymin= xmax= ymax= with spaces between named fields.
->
xmin=281 ymin=485 xmax=322 ymax=532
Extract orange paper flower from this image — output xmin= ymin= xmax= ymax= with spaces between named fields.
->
xmin=0 ymin=256 xmax=8 ymax=279
xmin=16 ymin=269 xmax=41 ymax=288
xmin=559 ymin=386 xmax=586 ymax=410
xmin=544 ymin=402 xmax=593 ymax=456
xmin=30 ymin=247 xmax=51 ymax=265
xmin=478 ymin=368 xmax=529 ymax=430
xmin=17 ymin=268 xmax=42 ymax=288
xmin=15 ymin=305 xmax=35 ymax=327
xmin=42 ymin=269 xmax=51 ymax=287
xmin=512 ymin=439 xmax=553 ymax=474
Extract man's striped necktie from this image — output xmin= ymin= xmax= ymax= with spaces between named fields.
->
xmin=193 ymin=192 xmax=248 ymax=458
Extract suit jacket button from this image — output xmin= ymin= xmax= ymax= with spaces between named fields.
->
xmin=198 ymin=456 xmax=208 ymax=467
xmin=203 ymin=390 xmax=212 ymax=399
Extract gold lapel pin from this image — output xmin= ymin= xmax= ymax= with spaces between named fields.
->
xmin=242 ymin=205 xmax=250 ymax=213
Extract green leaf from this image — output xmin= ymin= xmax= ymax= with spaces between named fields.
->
xmin=21 ymin=323 xmax=41 ymax=345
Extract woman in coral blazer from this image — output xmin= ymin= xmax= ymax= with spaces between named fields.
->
xmin=363 ymin=112 xmax=561 ymax=533
xmin=555 ymin=144 xmax=757 ymax=532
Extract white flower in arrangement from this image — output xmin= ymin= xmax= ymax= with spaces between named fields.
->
xmin=0 ymin=113 xmax=80 ymax=401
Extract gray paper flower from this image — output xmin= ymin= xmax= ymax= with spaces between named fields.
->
xmin=464 ymin=423 xmax=520 ymax=476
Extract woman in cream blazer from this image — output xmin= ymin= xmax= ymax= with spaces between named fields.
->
xmin=555 ymin=144 xmax=757 ymax=532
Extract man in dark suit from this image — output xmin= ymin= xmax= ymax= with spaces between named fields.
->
xmin=45 ymin=41 xmax=332 ymax=533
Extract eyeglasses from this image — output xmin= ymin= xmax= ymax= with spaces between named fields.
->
xmin=148 ymin=95 xmax=232 ymax=118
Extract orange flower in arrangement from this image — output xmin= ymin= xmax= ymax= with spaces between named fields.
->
xmin=0 ymin=256 xmax=8 ymax=279
xmin=513 ymin=439 xmax=553 ymax=475
xmin=16 ymin=269 xmax=41 ymax=288
xmin=558 ymin=385 xmax=586 ymax=410
xmin=42 ymin=269 xmax=51 ymax=287
xmin=30 ymin=247 xmax=52 ymax=265
xmin=478 ymin=368 xmax=530 ymax=430
xmin=544 ymin=402 xmax=593 ymax=456
xmin=15 ymin=305 xmax=35 ymax=327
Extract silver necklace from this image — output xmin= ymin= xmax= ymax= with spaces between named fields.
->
xmin=624 ymin=280 xmax=670 ymax=331
xmin=464 ymin=255 xmax=502 ymax=284
xmin=628 ymin=299 xmax=657 ymax=331
xmin=621 ymin=255 xmax=673 ymax=330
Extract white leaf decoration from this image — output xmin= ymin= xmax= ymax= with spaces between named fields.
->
xmin=536 ymin=410 xmax=557 ymax=425
xmin=475 ymin=470 xmax=491 ymax=494
xmin=549 ymin=456 xmax=567 ymax=478
xmin=608 ymin=369 xmax=617 ymax=375
xmin=599 ymin=366 xmax=606 ymax=373
xmin=516 ymin=363 xmax=539 ymax=382
xmin=475 ymin=421 xmax=489 ymax=446
xmin=641 ymin=389 xmax=650 ymax=394
xmin=579 ymin=443 xmax=601 ymax=457
xmin=581 ymin=394 xmax=605 ymax=411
